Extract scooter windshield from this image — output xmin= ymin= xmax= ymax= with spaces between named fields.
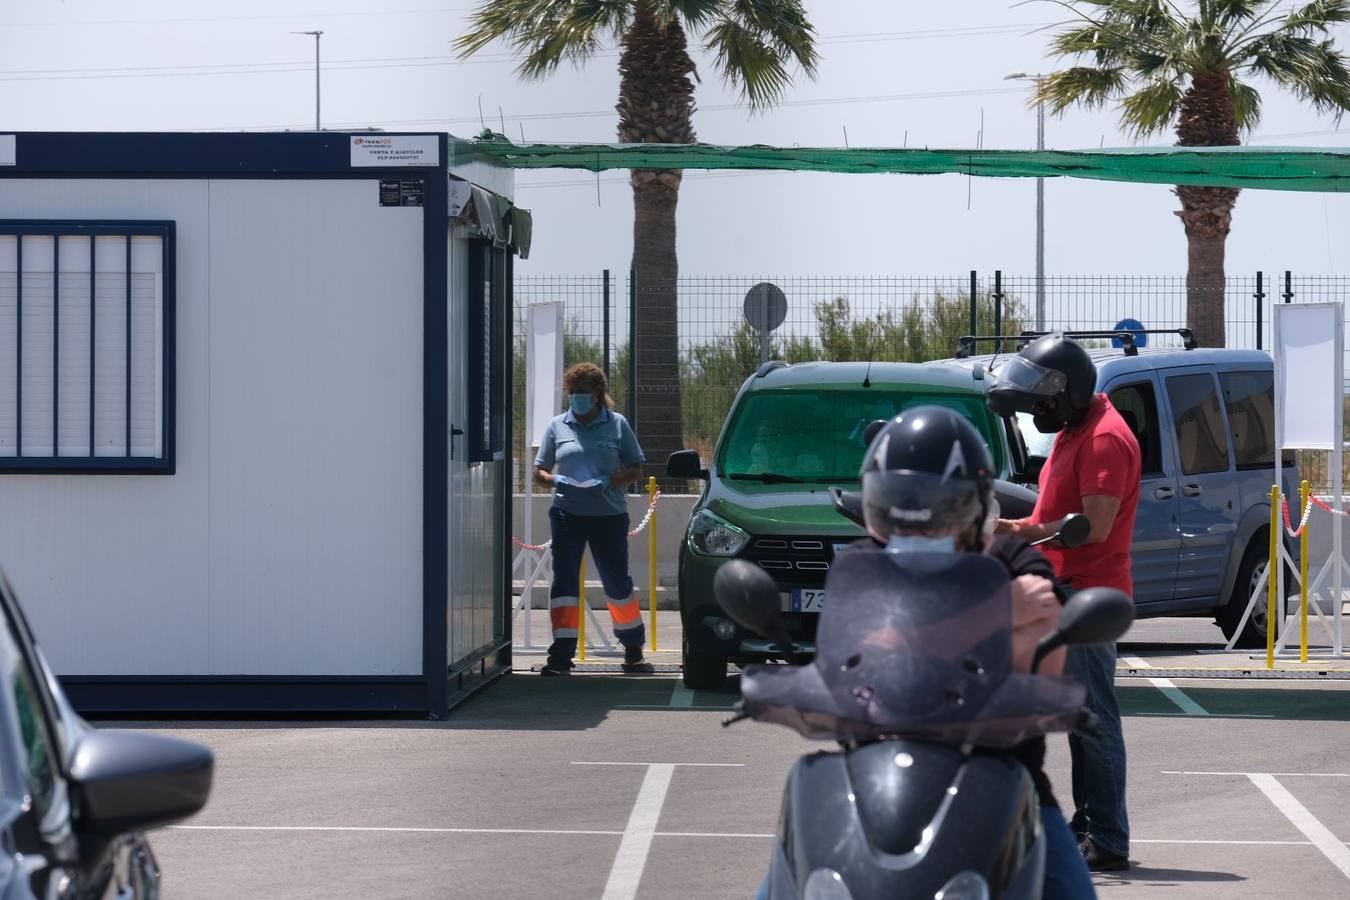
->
xmin=739 ymin=548 xmax=1085 ymax=748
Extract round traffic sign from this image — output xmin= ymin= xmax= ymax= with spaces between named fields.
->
xmin=743 ymin=282 xmax=788 ymax=333
xmin=1112 ymin=318 xmax=1147 ymax=348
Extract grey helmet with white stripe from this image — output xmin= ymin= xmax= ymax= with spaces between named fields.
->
xmin=860 ymin=405 xmax=995 ymax=545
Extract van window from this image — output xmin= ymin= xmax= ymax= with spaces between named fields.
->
xmin=1 ymin=616 xmax=58 ymax=818
xmin=1165 ymin=373 xmax=1231 ymax=475
xmin=1107 ymin=382 xmax=1163 ymax=476
xmin=1220 ymin=371 xmax=1276 ymax=470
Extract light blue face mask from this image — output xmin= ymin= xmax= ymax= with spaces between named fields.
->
xmin=884 ymin=534 xmax=958 ymax=555
xmin=569 ymin=393 xmax=596 ymax=416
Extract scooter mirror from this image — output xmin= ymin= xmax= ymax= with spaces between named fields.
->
xmin=714 ymin=560 xmax=782 ymax=638
xmin=863 ymin=419 xmax=888 ymax=448
xmin=1057 ymin=587 xmax=1135 ymax=646
xmin=1056 ymin=513 xmax=1092 ymax=549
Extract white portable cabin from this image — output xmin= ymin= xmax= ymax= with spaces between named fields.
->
xmin=0 ymin=132 xmax=525 ymax=717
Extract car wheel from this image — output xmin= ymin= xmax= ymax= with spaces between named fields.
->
xmin=1217 ymin=537 xmax=1280 ymax=649
xmin=682 ymin=639 xmax=727 ymax=690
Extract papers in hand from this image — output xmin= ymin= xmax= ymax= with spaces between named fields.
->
xmin=554 ymin=474 xmax=604 ymax=489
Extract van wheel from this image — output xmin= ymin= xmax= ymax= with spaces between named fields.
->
xmin=682 ymin=640 xmax=727 ymax=690
xmin=1217 ymin=538 xmax=1276 ymax=649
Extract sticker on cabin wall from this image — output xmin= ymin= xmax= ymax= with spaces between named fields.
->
xmin=379 ymin=179 xmax=424 ymax=207
xmin=350 ymin=135 xmax=438 ymax=167
xmin=0 ymin=136 xmax=14 ymax=166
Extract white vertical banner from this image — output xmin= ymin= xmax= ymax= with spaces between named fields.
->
xmin=526 ymin=300 xmax=565 ymax=449
xmin=1274 ymin=302 xmax=1342 ymax=451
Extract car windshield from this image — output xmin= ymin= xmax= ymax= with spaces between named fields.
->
xmin=1015 ymin=411 xmax=1057 ymax=459
xmin=717 ymin=388 xmax=1005 ymax=483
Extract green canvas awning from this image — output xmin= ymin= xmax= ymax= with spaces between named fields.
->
xmin=464 ymin=139 xmax=1350 ymax=193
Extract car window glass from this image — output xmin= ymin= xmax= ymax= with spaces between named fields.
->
xmin=1014 ymin=412 xmax=1056 ymax=460
xmin=0 ymin=617 xmax=58 ymax=817
xmin=1220 ymin=370 xmax=1276 ymax=470
xmin=1165 ymin=373 xmax=1231 ymax=475
xmin=717 ymin=388 xmax=1005 ymax=481
xmin=1108 ymin=382 xmax=1164 ymax=476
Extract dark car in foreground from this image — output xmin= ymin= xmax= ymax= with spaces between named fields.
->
xmin=0 ymin=570 xmax=213 ymax=899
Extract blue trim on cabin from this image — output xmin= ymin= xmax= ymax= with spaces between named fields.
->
xmin=0 ymin=132 xmax=511 ymax=718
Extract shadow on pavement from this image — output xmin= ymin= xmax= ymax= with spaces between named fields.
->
xmin=1119 ymin=685 xmax=1350 ymax=721
xmin=1094 ymin=866 xmax=1245 ymax=888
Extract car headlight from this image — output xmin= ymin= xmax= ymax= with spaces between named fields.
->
xmin=688 ymin=508 xmax=750 ymax=557
xmin=935 ymin=871 xmax=990 ymax=900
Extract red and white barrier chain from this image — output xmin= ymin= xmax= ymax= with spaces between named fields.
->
xmin=511 ymin=490 xmax=663 ymax=552
xmin=1281 ymin=494 xmax=1350 ymax=539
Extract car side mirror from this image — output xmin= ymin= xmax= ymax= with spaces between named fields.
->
xmin=71 ymin=730 xmax=213 ymax=836
xmin=1031 ymin=587 xmax=1135 ymax=672
xmin=667 ymin=449 xmax=708 ymax=480
xmin=1015 ymin=454 xmax=1046 ymax=485
xmin=714 ymin=560 xmax=781 ymax=638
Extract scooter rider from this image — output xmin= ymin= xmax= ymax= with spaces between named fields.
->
xmin=849 ymin=406 xmax=1096 ymax=899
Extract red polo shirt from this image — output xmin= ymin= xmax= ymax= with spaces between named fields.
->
xmin=1030 ymin=394 xmax=1141 ymax=597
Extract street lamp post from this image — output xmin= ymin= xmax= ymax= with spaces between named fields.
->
xmin=1006 ymin=72 xmax=1046 ymax=330
xmin=292 ymin=30 xmax=324 ymax=130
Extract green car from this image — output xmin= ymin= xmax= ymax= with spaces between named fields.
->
xmin=666 ymin=360 xmax=1034 ymax=690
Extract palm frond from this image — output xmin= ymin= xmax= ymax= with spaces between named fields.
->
xmin=1037 ymin=65 xmax=1130 ymax=114
xmin=1209 ymin=0 xmax=1271 ymax=28
xmin=1283 ymin=0 xmax=1350 ymax=33
xmin=1118 ymin=76 xmax=1184 ymax=135
xmin=701 ymin=0 xmax=819 ymax=109
xmin=1246 ymin=34 xmax=1350 ymax=116
xmin=455 ymin=0 xmax=631 ymax=79
xmin=1230 ymin=77 xmax=1264 ymax=131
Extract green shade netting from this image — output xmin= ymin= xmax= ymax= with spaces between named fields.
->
xmin=460 ymin=140 xmax=1350 ymax=192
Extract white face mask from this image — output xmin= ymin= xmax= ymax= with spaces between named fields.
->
xmin=885 ymin=534 xmax=958 ymax=555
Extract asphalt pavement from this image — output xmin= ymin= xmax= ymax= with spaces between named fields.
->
xmin=133 ymin=612 xmax=1350 ymax=900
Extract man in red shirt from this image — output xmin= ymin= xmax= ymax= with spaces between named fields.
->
xmin=987 ymin=334 xmax=1140 ymax=873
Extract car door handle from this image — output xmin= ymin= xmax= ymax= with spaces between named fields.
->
xmin=1182 ymin=484 xmax=1202 ymax=497
xmin=1154 ymin=486 xmax=1175 ymax=500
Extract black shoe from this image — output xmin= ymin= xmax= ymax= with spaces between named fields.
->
xmin=621 ymin=647 xmax=655 ymax=674
xmin=1081 ymin=837 xmax=1130 ymax=872
xmin=539 ymin=661 xmax=572 ymax=676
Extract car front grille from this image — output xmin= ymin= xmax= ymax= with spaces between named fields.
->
xmin=781 ymin=612 xmax=819 ymax=642
xmin=741 ymin=535 xmax=840 ymax=586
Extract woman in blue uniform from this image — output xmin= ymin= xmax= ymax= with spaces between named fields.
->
xmin=534 ymin=363 xmax=653 ymax=675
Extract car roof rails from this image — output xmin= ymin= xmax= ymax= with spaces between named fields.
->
xmin=754 ymin=360 xmax=789 ymax=378
xmin=954 ymin=328 xmax=1197 ymax=359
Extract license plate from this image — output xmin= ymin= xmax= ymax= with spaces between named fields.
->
xmin=792 ymin=588 xmax=826 ymax=612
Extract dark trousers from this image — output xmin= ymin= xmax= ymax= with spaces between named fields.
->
xmin=547 ymin=507 xmax=645 ymax=667
xmin=1068 ymin=642 xmax=1130 ymax=857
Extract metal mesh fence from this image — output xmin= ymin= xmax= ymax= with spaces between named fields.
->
xmin=513 ymin=270 xmax=1350 ymax=491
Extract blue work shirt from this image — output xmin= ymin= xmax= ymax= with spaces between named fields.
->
xmin=535 ymin=407 xmax=645 ymax=517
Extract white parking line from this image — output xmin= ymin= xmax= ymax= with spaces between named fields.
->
xmin=601 ymin=763 xmax=674 ymax=900
xmin=614 ymin=704 xmax=736 ymax=711
xmin=669 ymin=683 xmax=696 ymax=707
xmin=1122 ymin=655 xmax=1210 ymax=716
xmin=1164 ymin=771 xmax=1350 ymax=777
xmin=1248 ymin=774 xmax=1350 ymax=880
xmin=171 ymin=825 xmax=624 ymax=835
xmin=572 ymin=761 xmax=745 ymax=767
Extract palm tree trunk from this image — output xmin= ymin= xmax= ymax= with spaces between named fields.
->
xmin=619 ymin=6 xmax=696 ymax=488
xmin=1174 ymin=70 xmax=1240 ymax=348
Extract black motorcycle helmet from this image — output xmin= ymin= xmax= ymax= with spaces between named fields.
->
xmin=986 ymin=333 xmax=1097 ymax=433
xmin=860 ymin=406 xmax=995 ymax=545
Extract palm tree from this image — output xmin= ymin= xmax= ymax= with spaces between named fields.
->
xmin=1037 ymin=0 xmax=1350 ymax=347
xmin=457 ymin=1 xmax=818 ymax=482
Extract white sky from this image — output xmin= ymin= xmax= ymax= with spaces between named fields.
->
xmin=1 ymin=0 xmax=1348 ymax=279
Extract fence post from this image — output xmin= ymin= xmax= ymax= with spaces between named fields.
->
xmin=628 ymin=269 xmax=637 ymax=431
xmin=603 ymin=269 xmax=611 ymax=378
xmin=1284 ymin=270 xmax=1294 ymax=304
xmin=969 ymin=270 xmax=978 ymax=337
xmin=1255 ymin=271 xmax=1264 ymax=351
xmin=993 ymin=270 xmax=1004 ymax=347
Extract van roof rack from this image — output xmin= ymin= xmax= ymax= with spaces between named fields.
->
xmin=954 ymin=328 xmax=1197 ymax=359
xmin=754 ymin=360 xmax=790 ymax=378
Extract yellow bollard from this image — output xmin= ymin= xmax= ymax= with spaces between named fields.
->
xmin=1301 ymin=480 xmax=1311 ymax=663
xmin=578 ymin=557 xmax=587 ymax=662
xmin=648 ymin=476 xmax=658 ymax=653
xmin=1268 ymin=484 xmax=1279 ymax=669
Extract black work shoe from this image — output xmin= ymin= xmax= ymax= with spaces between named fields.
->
xmin=621 ymin=647 xmax=655 ymax=674
xmin=1081 ymin=837 xmax=1130 ymax=872
xmin=538 ymin=661 xmax=572 ymax=676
